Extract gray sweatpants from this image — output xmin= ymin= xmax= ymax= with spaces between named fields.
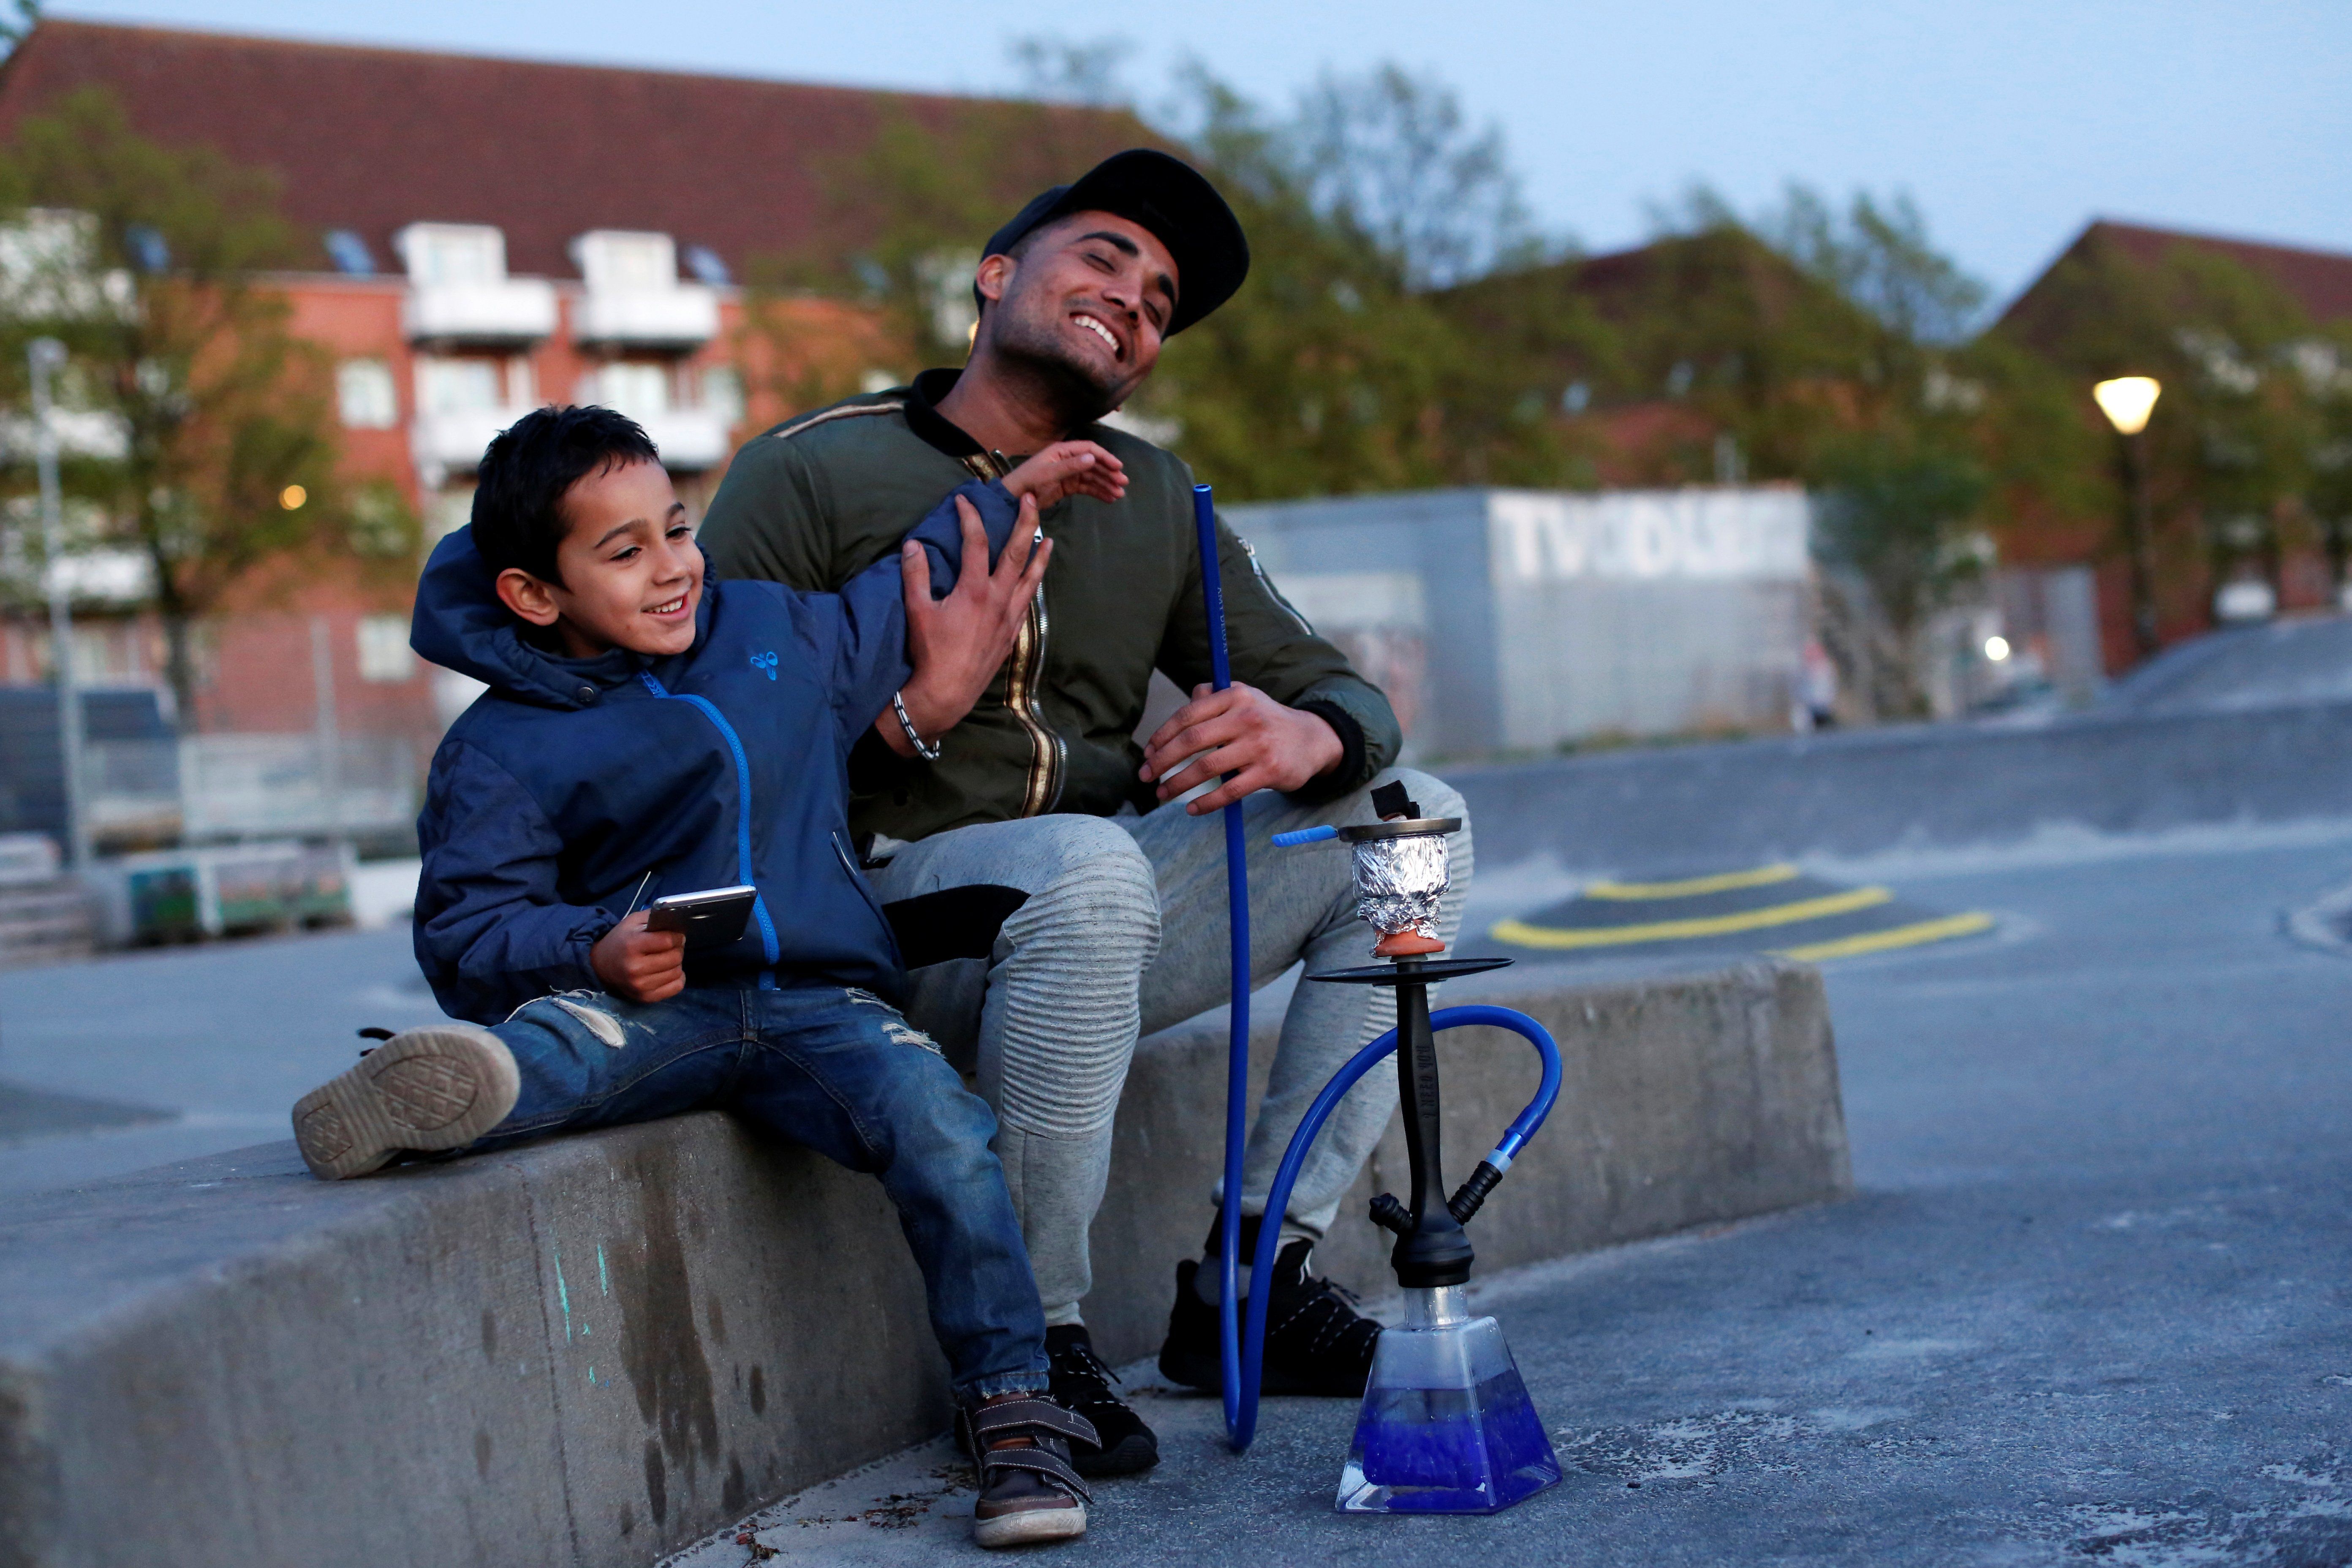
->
xmin=867 ymin=767 xmax=1471 ymax=1323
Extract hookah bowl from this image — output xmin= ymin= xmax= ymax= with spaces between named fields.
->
xmin=1313 ymin=807 xmax=1563 ymax=1514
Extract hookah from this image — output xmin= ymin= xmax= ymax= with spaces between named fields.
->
xmin=1192 ymin=484 xmax=1565 ymax=1514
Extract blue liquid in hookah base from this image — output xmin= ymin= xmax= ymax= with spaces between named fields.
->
xmin=1340 ymin=1366 xmax=1562 ymax=1513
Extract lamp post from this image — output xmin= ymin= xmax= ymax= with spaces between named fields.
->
xmin=2094 ymin=375 xmax=2162 ymax=660
xmin=28 ymin=336 xmax=90 ymax=872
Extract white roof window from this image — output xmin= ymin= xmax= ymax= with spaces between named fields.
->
xmin=0 ymin=209 xmax=136 ymax=322
xmin=395 ymin=223 xmax=557 ymax=345
xmin=395 ymin=223 xmax=510 ymax=285
xmin=573 ymin=230 xmax=677 ymax=292
xmin=570 ymin=230 xmax=717 ymax=350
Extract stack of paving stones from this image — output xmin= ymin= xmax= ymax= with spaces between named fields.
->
xmin=0 ymin=833 xmax=93 ymax=968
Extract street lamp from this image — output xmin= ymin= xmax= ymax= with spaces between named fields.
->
xmin=28 ymin=336 xmax=90 ymax=872
xmin=2094 ymin=375 xmax=2162 ymax=660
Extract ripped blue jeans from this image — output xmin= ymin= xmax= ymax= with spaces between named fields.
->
xmin=471 ymin=981 xmax=1048 ymax=1404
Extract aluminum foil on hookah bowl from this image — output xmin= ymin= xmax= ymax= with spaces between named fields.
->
xmin=1338 ymin=818 xmax=1462 ymax=946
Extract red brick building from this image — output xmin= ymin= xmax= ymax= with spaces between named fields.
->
xmin=1993 ymin=219 xmax=2352 ymax=666
xmin=0 ymin=20 xmax=1137 ymax=783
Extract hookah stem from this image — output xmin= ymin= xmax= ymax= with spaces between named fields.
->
xmin=1393 ymin=962 xmax=1444 ymax=1226
xmin=1193 ymin=483 xmax=1253 ymax=1441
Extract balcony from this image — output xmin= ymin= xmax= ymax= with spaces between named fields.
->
xmin=395 ymin=223 xmax=558 ymax=347
xmin=410 ymin=405 xmax=535 ymax=473
xmin=572 ymin=285 xmax=718 ymax=350
xmin=400 ymin=280 xmax=558 ymax=346
xmin=634 ymin=408 xmax=731 ymax=471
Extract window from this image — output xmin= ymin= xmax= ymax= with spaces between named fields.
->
xmin=415 ymin=356 xmax=503 ymax=415
xmin=589 ymin=362 xmax=670 ymax=420
xmin=506 ymin=355 xmax=536 ymax=408
xmin=356 ymin=615 xmax=416 ymax=683
xmin=324 ymin=230 xmax=375 ymax=277
xmin=396 ymin=224 xmax=507 ymax=286
xmin=703 ymin=367 xmax=744 ymax=427
xmin=427 ymin=487 xmax=475 ymax=544
xmin=573 ymin=231 xmax=676 ymax=292
xmin=336 ymin=359 xmax=397 ymax=429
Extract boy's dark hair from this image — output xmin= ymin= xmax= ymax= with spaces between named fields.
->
xmin=471 ymin=405 xmax=660 ymax=585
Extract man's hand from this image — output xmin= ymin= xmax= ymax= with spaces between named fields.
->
xmin=592 ymin=910 xmax=686 ymax=1003
xmin=1000 ymin=440 xmax=1127 ymax=509
xmin=879 ymin=493 xmax=1055 ymax=757
xmin=1139 ymin=682 xmax=1344 ymax=814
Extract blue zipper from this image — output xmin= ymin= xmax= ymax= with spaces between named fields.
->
xmin=639 ymin=671 xmax=781 ymax=986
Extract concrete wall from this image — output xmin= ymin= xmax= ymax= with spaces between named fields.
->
xmin=1229 ymin=486 xmax=1814 ymax=756
xmin=0 ymin=962 xmax=1844 ymax=1568
xmin=1455 ymin=696 xmax=2352 ymax=871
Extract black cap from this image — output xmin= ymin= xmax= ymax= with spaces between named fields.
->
xmin=978 ymin=148 xmax=1249 ymax=337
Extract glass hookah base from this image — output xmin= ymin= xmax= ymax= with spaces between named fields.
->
xmin=1336 ymin=1360 xmax=1561 ymax=1514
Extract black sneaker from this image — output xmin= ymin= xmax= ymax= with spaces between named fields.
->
xmin=1045 ymin=1324 xmax=1159 ymax=1476
xmin=1157 ymin=1236 xmax=1383 ymax=1397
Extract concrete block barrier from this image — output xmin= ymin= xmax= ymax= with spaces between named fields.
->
xmin=0 ymin=961 xmax=1845 ymax=1568
xmin=1456 ymin=696 xmax=2352 ymax=868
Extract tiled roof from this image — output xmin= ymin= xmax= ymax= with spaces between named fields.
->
xmin=0 ymin=19 xmax=1149 ymax=280
xmin=2004 ymin=219 xmax=2352 ymax=332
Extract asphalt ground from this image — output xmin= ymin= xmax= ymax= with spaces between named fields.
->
xmin=666 ymin=821 xmax=2352 ymax=1567
xmin=1470 ymin=861 xmax=1996 ymax=967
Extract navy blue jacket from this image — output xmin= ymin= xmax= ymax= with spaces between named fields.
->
xmin=409 ymin=478 xmax=1018 ymax=1024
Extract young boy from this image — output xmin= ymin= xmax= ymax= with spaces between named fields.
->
xmin=288 ymin=405 xmax=1127 ymax=1548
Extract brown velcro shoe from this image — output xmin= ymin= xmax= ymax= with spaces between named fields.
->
xmin=291 ymin=1023 xmax=519 ymax=1180
xmin=958 ymin=1394 xmax=1096 ymax=1548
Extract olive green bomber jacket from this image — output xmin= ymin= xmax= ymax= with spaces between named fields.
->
xmin=696 ymin=371 xmax=1400 ymax=843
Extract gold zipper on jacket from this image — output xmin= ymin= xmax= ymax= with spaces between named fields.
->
xmin=964 ymin=453 xmax=1062 ymax=815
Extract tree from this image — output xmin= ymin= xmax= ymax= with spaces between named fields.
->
xmin=1287 ymin=63 xmax=1540 ymax=291
xmin=0 ymin=0 xmax=37 ymax=60
xmin=0 ymin=87 xmax=382 ymax=722
xmin=1989 ymin=228 xmax=2327 ymax=636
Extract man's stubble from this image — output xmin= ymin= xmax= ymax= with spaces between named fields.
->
xmin=981 ymin=291 xmax=1144 ymax=438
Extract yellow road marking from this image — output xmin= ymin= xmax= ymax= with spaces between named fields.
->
xmin=1490 ymin=886 xmax=1893 ymax=950
xmin=1769 ymin=911 xmax=1996 ymax=962
xmin=1583 ymin=863 xmax=1801 ymax=901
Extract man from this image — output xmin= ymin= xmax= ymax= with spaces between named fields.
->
xmin=698 ymin=149 xmax=1473 ymax=1478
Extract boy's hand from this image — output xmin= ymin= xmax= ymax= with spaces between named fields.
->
xmin=592 ymin=911 xmax=686 ymax=1003
xmin=1000 ymin=440 xmax=1127 ymax=510
xmin=881 ymin=494 xmax=1053 ymax=757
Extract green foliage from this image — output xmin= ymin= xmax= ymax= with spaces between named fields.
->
xmin=0 ymin=87 xmax=353 ymax=715
xmin=1150 ymin=63 xmax=1581 ymax=498
xmin=741 ymin=45 xmax=1592 ymax=500
xmin=0 ymin=0 xmax=37 ymax=57
xmin=1991 ymin=229 xmax=2335 ymax=612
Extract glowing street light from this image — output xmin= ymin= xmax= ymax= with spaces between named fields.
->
xmin=2093 ymin=376 xmax=2161 ymax=436
xmin=2094 ymin=375 xmax=2163 ymax=659
xmin=1984 ymin=635 xmax=2012 ymax=662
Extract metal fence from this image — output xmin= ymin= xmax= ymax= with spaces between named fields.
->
xmin=77 ymin=733 xmax=417 ymax=843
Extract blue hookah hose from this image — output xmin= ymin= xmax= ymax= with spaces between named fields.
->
xmin=1227 ymin=1003 xmax=1561 ymax=1451
xmin=1194 ymin=483 xmax=1565 ymax=1452
xmin=1191 ymin=483 xmax=1254 ymax=1441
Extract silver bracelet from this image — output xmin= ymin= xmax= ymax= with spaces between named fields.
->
xmin=892 ymin=690 xmax=941 ymax=762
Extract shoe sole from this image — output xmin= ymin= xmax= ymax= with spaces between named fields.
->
xmin=973 ymin=1503 xmax=1087 ymax=1548
xmin=291 ymin=1024 xmax=520 ymax=1180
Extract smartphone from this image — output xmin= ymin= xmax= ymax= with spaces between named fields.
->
xmin=645 ymin=885 xmax=758 ymax=949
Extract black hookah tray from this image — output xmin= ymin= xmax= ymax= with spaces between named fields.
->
xmin=1307 ymin=956 xmax=1514 ymax=986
